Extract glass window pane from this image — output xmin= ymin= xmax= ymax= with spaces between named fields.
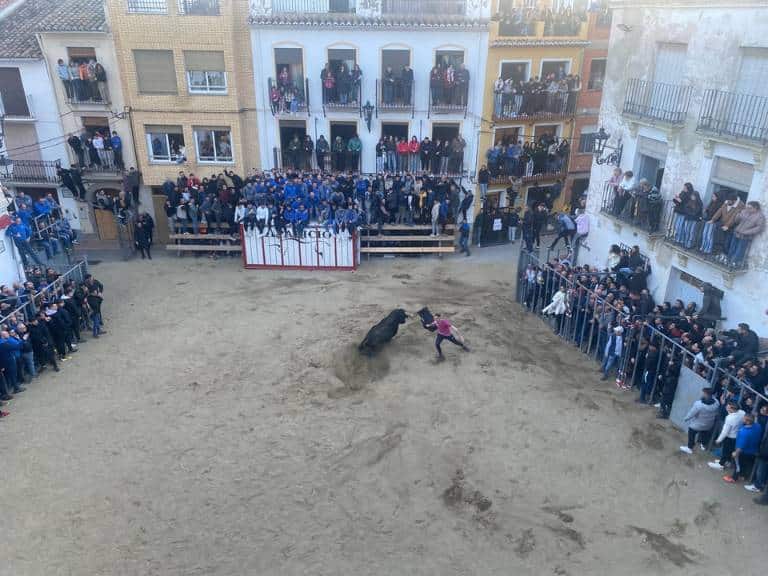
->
xmin=188 ymin=71 xmax=207 ymax=90
xmin=207 ymin=71 xmax=226 ymax=89
xmin=214 ymin=130 xmax=232 ymax=161
xmin=169 ymin=134 xmax=185 ymax=161
xmin=194 ymin=130 xmax=214 ymax=161
xmin=148 ymin=133 xmax=169 ymax=160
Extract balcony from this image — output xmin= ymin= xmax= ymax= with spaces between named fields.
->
xmin=376 ymin=77 xmax=414 ymax=116
xmin=268 ymin=77 xmax=309 ymax=116
xmin=322 ymin=80 xmax=362 ymax=115
xmin=697 ymin=89 xmax=768 ymax=145
xmin=0 ymin=92 xmax=34 ymax=122
xmin=493 ymin=7 xmax=588 ymax=43
xmin=622 ymin=78 xmax=692 ymax=126
xmin=486 ymin=145 xmax=569 ymax=185
xmin=429 ymin=77 xmax=469 ymax=117
xmin=178 ymin=0 xmax=220 ymax=14
xmin=253 ymin=0 xmax=482 ymax=26
xmin=382 ymin=0 xmax=465 ymax=16
xmin=599 ymin=181 xmax=668 ymax=236
xmin=64 ymin=79 xmax=110 ymax=107
xmin=492 ymin=90 xmax=578 ymax=123
xmin=0 ymin=159 xmax=61 ymax=184
xmin=271 ymin=0 xmax=354 ymax=13
xmin=663 ymin=209 xmax=754 ymax=272
xmin=127 ymin=0 xmax=168 ymax=13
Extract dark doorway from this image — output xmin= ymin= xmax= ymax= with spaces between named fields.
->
xmin=382 ymin=122 xmax=409 ymax=141
xmin=500 ymin=62 xmax=530 ymax=83
xmin=435 ymin=50 xmax=464 ymax=68
xmin=432 ymin=123 xmax=460 ymax=143
xmin=382 ymin=49 xmax=410 ymax=73
xmin=540 ymin=60 xmax=569 ymax=80
xmin=494 ymin=127 xmax=520 ymax=146
xmin=570 ymin=177 xmax=589 ymax=211
xmin=279 ymin=120 xmax=307 ymax=169
xmin=330 ymin=122 xmax=358 ymax=171
xmin=328 ymin=48 xmax=355 ymax=73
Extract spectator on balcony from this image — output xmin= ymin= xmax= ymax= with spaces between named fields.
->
xmin=351 ymin=64 xmax=362 ymax=104
xmin=321 ymin=63 xmax=335 ymax=104
xmin=401 ymin=65 xmax=414 ymax=106
xmin=382 ymin=66 xmax=395 ymax=104
xmin=94 ymin=63 xmax=108 ymax=103
xmin=57 ymin=59 xmax=74 ymax=100
xmin=456 ymin=64 xmax=469 ymax=107
xmin=396 ymin=138 xmax=409 ymax=172
xmin=110 ymin=131 xmax=123 ymax=170
xmin=332 ymin=136 xmax=346 ymax=171
xmin=67 ymin=135 xmax=85 ymax=168
xmin=709 ymin=192 xmax=743 ymax=258
xmin=443 ymin=64 xmax=455 ymax=105
xmin=697 ymin=190 xmax=726 ymax=254
xmin=92 ymin=132 xmax=109 ymax=167
xmin=75 ymin=60 xmax=88 ymax=101
xmin=727 ymin=201 xmax=765 ymax=268
xmin=85 ymin=136 xmax=101 ymax=168
xmin=477 ymin=165 xmax=489 ymax=199
xmin=419 ymin=137 xmax=432 ymax=174
xmin=302 ymin=136 xmax=314 ymax=171
xmin=408 ymin=136 xmax=420 ymax=172
xmin=347 ymin=134 xmax=362 ymax=172
xmin=337 ymin=64 xmax=351 ymax=106
xmin=316 ymin=135 xmax=329 ymax=171
xmin=493 ymin=76 xmax=504 ymax=117
xmin=450 ymin=137 xmax=466 ymax=174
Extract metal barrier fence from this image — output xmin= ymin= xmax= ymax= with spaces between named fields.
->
xmin=0 ymin=259 xmax=89 ymax=328
xmin=514 ymin=249 xmax=767 ymax=413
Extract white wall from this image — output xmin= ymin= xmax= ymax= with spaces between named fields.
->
xmin=581 ymin=3 xmax=768 ymax=335
xmin=0 ymin=58 xmax=68 ymax=166
xmin=250 ymin=26 xmax=488 ymax=174
xmin=0 ymin=239 xmax=26 ymax=288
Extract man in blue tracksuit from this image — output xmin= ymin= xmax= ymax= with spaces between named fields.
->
xmin=7 ymin=217 xmax=44 ymax=267
xmin=0 ymin=330 xmax=25 ymax=394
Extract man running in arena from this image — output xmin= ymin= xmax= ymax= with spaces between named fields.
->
xmin=425 ymin=313 xmax=470 ymax=360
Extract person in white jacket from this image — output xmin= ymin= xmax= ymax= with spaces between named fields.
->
xmin=708 ymin=401 xmax=745 ymax=470
xmin=542 ymin=285 xmax=568 ymax=333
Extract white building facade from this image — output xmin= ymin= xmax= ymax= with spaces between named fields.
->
xmin=582 ymin=0 xmax=768 ymax=333
xmin=250 ymin=0 xmax=489 ymax=175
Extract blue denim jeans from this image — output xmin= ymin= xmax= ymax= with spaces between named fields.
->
xmin=673 ymin=214 xmax=686 ymax=243
xmin=728 ymin=236 xmax=750 ymax=265
xmin=602 ymin=353 xmax=619 ymax=377
xmin=21 ymin=351 xmax=36 ymax=380
xmin=753 ymin=458 xmax=768 ymax=491
xmin=92 ymin=312 xmax=102 ymax=337
xmin=683 ymin=219 xmax=697 ymax=248
xmin=699 ymin=221 xmax=715 ymax=253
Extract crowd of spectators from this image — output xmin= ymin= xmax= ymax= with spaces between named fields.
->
xmin=270 ymin=66 xmax=307 ymax=114
xmin=493 ymin=74 xmax=581 ymax=119
xmin=604 ymin=168 xmax=766 ymax=268
xmin=55 ymin=57 xmax=109 ymax=103
xmin=3 ymin=187 xmax=78 ymax=268
xmin=161 ymin=168 xmax=472 ymax=241
xmin=67 ymin=129 xmax=124 ymax=172
xmin=497 ymin=5 xmax=587 ymax=37
xmin=522 ymin=246 xmax=768 ymax=505
xmin=0 ymin=267 xmax=105 ymax=419
xmin=376 ymin=135 xmax=466 ymax=175
xmin=321 ymin=62 xmax=363 ymax=106
xmin=483 ymin=133 xmax=569 ymax=181
xmin=429 ymin=62 xmax=470 ymax=107
xmin=381 ymin=64 xmax=414 ymax=106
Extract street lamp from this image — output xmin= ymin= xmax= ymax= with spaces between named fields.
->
xmin=593 ymin=127 xmax=623 ymax=166
xmin=362 ymin=100 xmax=374 ymax=132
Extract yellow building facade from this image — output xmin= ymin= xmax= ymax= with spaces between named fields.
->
xmin=105 ymin=0 xmax=259 ymax=191
xmin=478 ymin=0 xmax=591 ymax=212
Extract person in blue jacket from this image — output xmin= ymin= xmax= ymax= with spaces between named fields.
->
xmin=7 ymin=217 xmax=44 ymax=267
xmin=724 ymin=412 xmax=763 ymax=484
xmin=294 ymin=204 xmax=309 ymax=237
xmin=0 ymin=330 xmax=25 ymax=394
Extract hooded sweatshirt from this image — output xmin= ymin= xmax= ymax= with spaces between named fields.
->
xmin=684 ymin=396 xmax=720 ymax=432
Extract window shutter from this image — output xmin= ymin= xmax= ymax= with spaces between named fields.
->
xmin=711 ymin=157 xmax=754 ymax=191
xmin=133 ymin=50 xmax=177 ymax=94
xmin=183 ymin=51 xmax=225 ymax=72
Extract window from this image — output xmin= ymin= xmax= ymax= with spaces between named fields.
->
xmin=178 ymin=0 xmax=220 ymax=15
xmin=709 ymin=157 xmax=753 ymax=203
xmin=540 ymin=60 xmax=570 ymax=80
xmin=134 ymin=50 xmax=177 ymax=94
xmin=194 ymin=128 xmax=233 ymax=163
xmin=146 ymin=126 xmax=185 ymax=163
xmin=127 ymin=0 xmax=167 ymax=13
xmin=578 ymin=131 xmax=597 ymax=153
xmin=0 ymin=68 xmax=30 ymax=116
xmin=500 ymin=62 xmax=530 ymax=83
xmin=184 ymin=51 xmax=226 ymax=93
xmin=587 ymin=59 xmax=606 ymax=90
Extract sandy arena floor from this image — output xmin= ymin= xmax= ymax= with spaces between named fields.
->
xmin=1 ymin=252 xmax=765 ymax=576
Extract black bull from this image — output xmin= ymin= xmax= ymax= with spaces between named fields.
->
xmin=359 ymin=308 xmax=408 ymax=355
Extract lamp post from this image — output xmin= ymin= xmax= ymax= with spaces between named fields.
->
xmin=593 ymin=127 xmax=623 ymax=167
xmin=363 ymin=100 xmax=374 ymax=133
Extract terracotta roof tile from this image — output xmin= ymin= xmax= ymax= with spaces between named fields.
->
xmin=0 ymin=0 xmax=106 ymax=59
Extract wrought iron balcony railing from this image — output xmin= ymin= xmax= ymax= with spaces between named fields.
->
xmin=697 ymin=89 xmax=768 ymax=144
xmin=622 ymin=78 xmax=692 ymax=126
xmin=0 ymin=159 xmax=61 ymax=184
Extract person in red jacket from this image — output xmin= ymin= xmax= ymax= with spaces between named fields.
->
xmin=396 ymin=138 xmax=409 ymax=173
xmin=408 ymin=136 xmax=420 ymax=172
